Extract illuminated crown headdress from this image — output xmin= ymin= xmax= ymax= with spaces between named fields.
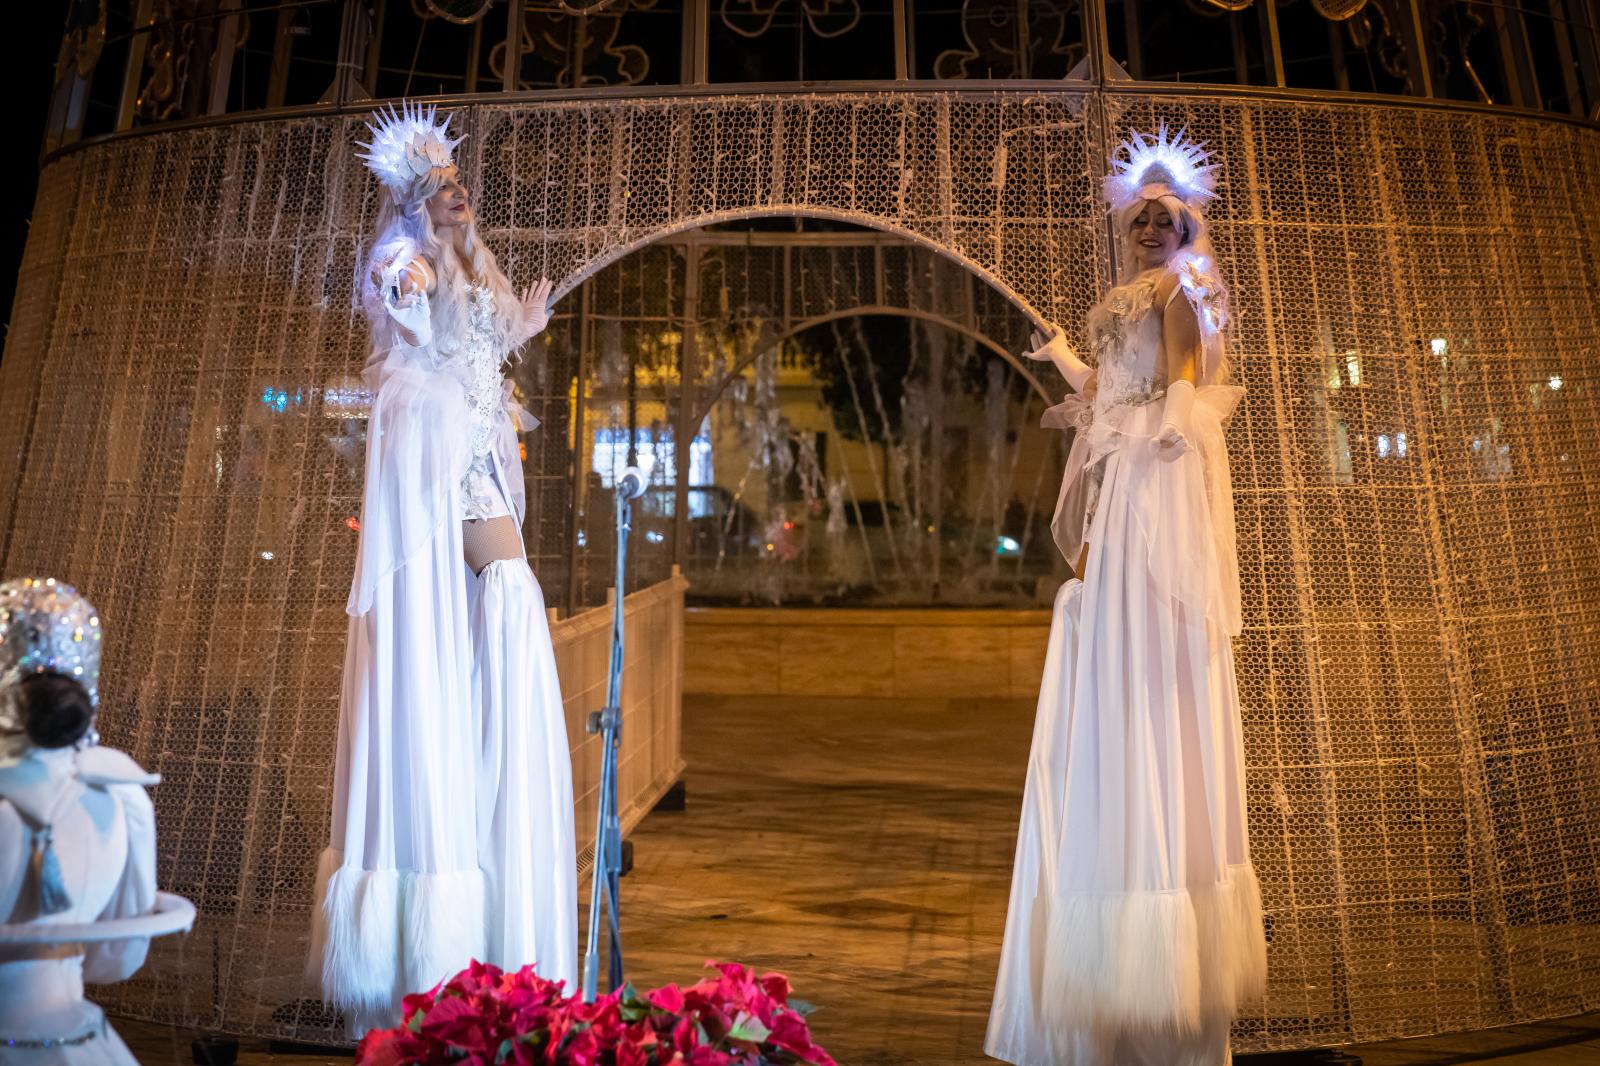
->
xmin=1103 ymin=124 xmax=1217 ymax=213
xmin=356 ymin=101 xmax=464 ymax=201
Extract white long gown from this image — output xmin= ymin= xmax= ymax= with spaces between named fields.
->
xmin=986 ymin=267 xmax=1265 ymax=1066
xmin=308 ymin=248 xmax=577 ymax=1036
xmin=0 ymin=746 xmax=158 ymax=1065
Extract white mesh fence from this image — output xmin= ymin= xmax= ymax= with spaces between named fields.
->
xmin=0 ymin=90 xmax=1596 ymax=1048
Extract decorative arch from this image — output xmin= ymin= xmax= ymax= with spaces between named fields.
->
xmin=690 ymin=304 xmax=1056 ymax=427
xmin=545 ymin=207 xmax=1057 ymax=335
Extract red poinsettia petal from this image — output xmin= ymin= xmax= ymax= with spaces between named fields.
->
xmin=758 ymin=972 xmax=792 ymax=1006
xmin=353 ymin=1029 xmax=406 ymax=1066
xmin=446 ymin=959 xmax=502 ymax=997
xmin=767 ymin=1012 xmax=837 ymax=1064
xmin=617 ymin=1038 xmax=650 ymax=1066
xmin=417 ymin=995 xmax=492 ymax=1053
xmin=648 ymin=982 xmax=686 ymax=1013
xmin=564 ymin=1028 xmax=603 ymax=1066
xmin=672 ymin=1017 xmax=700 ymax=1052
xmin=687 ymin=1048 xmax=736 ymax=1066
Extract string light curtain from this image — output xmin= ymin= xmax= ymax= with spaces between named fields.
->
xmin=0 ymin=89 xmax=1596 ymax=1047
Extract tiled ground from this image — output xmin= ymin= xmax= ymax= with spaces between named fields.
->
xmin=121 ymin=694 xmax=1600 ymax=1065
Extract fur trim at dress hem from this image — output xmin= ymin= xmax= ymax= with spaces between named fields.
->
xmin=1039 ymin=862 xmax=1265 ymax=1036
xmin=305 ymin=847 xmax=487 ymax=1027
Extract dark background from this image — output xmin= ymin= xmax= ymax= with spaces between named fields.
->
xmin=8 ymin=10 xmax=65 ymax=340
xmin=5 ymin=2 xmax=1583 ymax=363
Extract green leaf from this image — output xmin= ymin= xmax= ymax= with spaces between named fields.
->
xmin=786 ymin=998 xmax=816 ymax=1017
xmin=728 ymin=1014 xmax=771 ymax=1043
xmin=619 ymin=983 xmax=649 ymax=1022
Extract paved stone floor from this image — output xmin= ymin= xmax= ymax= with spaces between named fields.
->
xmin=120 ymin=694 xmax=1600 ymax=1064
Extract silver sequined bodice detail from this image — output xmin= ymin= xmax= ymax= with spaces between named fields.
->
xmin=457 ymin=281 xmax=505 ymax=460
xmin=1086 ymin=271 xmax=1167 ymax=415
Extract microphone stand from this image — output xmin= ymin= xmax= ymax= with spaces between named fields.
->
xmin=582 ymin=476 xmax=635 ymax=1001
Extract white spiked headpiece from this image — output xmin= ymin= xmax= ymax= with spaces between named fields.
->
xmin=356 ymin=101 xmax=464 ymax=201
xmin=1103 ymin=124 xmax=1217 ymax=213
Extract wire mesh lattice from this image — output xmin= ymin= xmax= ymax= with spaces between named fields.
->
xmin=0 ymin=90 xmax=1597 ymax=1048
xmin=562 ymin=230 xmax=1062 ymax=607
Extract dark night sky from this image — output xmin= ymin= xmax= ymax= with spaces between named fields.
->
xmin=7 ymin=10 xmax=68 ymax=346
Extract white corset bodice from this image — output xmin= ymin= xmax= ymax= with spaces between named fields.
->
xmin=455 ymin=281 xmax=505 ymax=461
xmin=1087 ymin=270 xmax=1168 ymax=416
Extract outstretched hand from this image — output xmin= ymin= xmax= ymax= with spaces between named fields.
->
xmin=520 ymin=278 xmax=556 ymax=338
xmin=1027 ymin=328 xmax=1096 ymax=399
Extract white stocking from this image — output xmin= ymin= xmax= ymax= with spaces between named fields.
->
xmin=469 ymin=558 xmax=579 ymax=988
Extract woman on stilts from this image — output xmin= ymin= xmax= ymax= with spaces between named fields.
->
xmin=308 ymin=103 xmax=577 ymax=1036
xmin=987 ymin=126 xmax=1266 ymax=1066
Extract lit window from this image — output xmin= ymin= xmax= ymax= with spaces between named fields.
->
xmin=593 ymin=425 xmax=714 ymax=517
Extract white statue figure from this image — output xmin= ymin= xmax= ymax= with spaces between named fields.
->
xmin=987 ymin=126 xmax=1267 ymax=1066
xmin=0 ymin=577 xmax=194 ymax=1064
xmin=308 ymin=102 xmax=577 ymax=1035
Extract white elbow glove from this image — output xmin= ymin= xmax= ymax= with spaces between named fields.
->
xmin=383 ymin=286 xmax=432 ymax=348
xmin=379 ymin=258 xmax=433 ymax=348
xmin=1155 ymin=379 xmax=1196 ymax=459
xmin=1026 ymin=330 xmax=1096 ymax=393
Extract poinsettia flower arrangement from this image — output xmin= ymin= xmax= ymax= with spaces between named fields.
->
xmin=355 ymin=959 xmax=837 ymax=1066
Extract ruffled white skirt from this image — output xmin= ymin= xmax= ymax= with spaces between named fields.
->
xmin=986 ymin=397 xmax=1265 ymax=1066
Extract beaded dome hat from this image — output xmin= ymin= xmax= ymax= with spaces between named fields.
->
xmin=0 ymin=577 xmax=102 ymax=710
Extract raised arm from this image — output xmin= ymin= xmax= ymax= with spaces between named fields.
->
xmin=372 ymin=252 xmax=436 ymax=348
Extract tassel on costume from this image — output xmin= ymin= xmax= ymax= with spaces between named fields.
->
xmin=33 ymin=825 xmax=73 ymax=915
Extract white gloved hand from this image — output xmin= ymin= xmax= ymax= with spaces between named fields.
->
xmin=383 ymin=288 xmax=432 ymax=348
xmin=1155 ymin=378 xmax=1196 ymax=460
xmin=516 ymin=277 xmax=555 ymax=344
xmin=379 ymin=256 xmax=433 ymax=348
xmin=1025 ymin=329 xmax=1095 ymax=393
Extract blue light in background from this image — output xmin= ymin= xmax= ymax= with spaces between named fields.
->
xmin=260 ymin=387 xmax=302 ymax=412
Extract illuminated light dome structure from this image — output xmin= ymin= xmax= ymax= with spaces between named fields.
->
xmin=2 ymin=0 xmax=1598 ymax=1051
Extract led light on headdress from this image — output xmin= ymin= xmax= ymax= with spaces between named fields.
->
xmin=1103 ymin=124 xmax=1217 ymax=212
xmin=356 ymin=101 xmax=464 ymax=200
xmin=0 ymin=577 xmax=102 ymax=708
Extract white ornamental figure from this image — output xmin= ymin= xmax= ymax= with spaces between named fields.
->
xmin=0 ymin=577 xmax=194 ymax=1066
